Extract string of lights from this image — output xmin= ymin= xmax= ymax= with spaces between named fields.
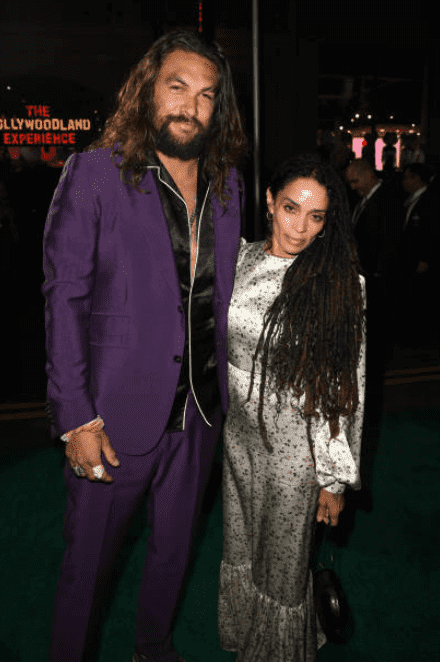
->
xmin=198 ymin=1 xmax=203 ymax=34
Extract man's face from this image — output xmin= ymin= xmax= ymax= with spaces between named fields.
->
xmin=345 ymin=166 xmax=373 ymax=197
xmin=152 ymin=49 xmax=219 ymax=160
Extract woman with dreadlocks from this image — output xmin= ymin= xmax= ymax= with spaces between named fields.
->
xmin=218 ymin=153 xmax=366 ymax=662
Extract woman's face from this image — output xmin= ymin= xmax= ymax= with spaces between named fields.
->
xmin=266 ymin=177 xmax=329 ymax=257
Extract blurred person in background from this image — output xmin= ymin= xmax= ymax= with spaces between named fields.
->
xmin=345 ymin=158 xmax=404 ymax=418
xmin=0 ymin=179 xmax=20 ymax=400
xmin=399 ymin=163 xmax=440 ymax=350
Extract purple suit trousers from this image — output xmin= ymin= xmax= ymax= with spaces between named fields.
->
xmin=49 ymin=391 xmax=222 ymax=662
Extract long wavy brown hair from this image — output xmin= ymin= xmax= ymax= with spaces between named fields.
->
xmin=86 ymin=29 xmax=248 ymax=204
xmin=247 ymin=153 xmax=366 ymax=463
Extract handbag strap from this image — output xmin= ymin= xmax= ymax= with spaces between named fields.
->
xmin=317 ymin=523 xmax=335 ymax=570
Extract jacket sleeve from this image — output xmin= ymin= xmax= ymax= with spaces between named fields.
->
xmin=238 ymin=175 xmax=246 ymax=234
xmin=42 ymin=153 xmax=100 ymax=438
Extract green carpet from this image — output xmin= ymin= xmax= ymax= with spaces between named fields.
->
xmin=1 ymin=408 xmax=439 ymax=662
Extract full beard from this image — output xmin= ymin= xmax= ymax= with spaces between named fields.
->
xmin=153 ymin=114 xmax=213 ymax=161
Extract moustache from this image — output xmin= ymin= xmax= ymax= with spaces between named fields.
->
xmin=161 ymin=115 xmax=204 ymax=131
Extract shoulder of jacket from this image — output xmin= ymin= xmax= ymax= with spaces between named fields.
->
xmin=70 ymin=147 xmax=116 ymax=170
xmin=61 ymin=148 xmax=114 ymax=178
xmin=63 ymin=148 xmax=132 ymax=195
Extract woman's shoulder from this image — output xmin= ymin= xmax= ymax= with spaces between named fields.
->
xmin=236 ymin=237 xmax=266 ymax=267
xmin=238 ymin=237 xmax=266 ymax=254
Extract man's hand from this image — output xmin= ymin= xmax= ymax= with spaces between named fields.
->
xmin=316 ymin=488 xmax=345 ymax=526
xmin=65 ymin=429 xmax=120 ymax=483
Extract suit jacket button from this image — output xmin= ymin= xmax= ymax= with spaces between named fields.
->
xmin=178 ymin=305 xmax=184 ymax=313
xmin=174 ymin=355 xmax=183 ymax=363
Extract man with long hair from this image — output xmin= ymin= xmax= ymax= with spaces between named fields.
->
xmin=43 ymin=29 xmax=247 ymax=662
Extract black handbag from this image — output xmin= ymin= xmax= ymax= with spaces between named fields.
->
xmin=313 ymin=524 xmax=350 ymax=644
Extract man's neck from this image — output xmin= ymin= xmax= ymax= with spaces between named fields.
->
xmin=155 ymin=151 xmax=198 ymax=187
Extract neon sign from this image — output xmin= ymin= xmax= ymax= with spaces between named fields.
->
xmin=0 ymin=105 xmax=92 ymax=148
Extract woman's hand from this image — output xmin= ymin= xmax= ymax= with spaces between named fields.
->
xmin=316 ymin=488 xmax=345 ymax=526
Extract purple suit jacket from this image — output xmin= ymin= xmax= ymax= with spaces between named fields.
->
xmin=42 ymin=148 xmax=243 ymax=455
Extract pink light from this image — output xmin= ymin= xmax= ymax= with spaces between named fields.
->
xmin=352 ymin=136 xmax=402 ymax=170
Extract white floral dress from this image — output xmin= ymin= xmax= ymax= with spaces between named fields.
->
xmin=218 ymin=238 xmax=366 ymax=662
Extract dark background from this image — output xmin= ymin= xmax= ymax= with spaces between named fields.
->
xmin=2 ymin=1 xmax=439 ymax=226
xmin=1 ymin=1 xmax=437 ymax=156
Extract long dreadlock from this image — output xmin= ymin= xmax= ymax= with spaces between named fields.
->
xmin=246 ymin=153 xmax=365 ymax=464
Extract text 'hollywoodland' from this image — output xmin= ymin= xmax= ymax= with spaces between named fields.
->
xmin=0 ymin=105 xmax=92 ymax=146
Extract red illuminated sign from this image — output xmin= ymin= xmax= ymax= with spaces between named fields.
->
xmin=0 ymin=105 xmax=92 ymax=158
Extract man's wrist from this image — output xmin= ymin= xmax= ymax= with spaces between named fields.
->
xmin=61 ymin=415 xmax=104 ymax=444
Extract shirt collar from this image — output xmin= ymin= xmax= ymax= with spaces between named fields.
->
xmin=362 ymin=180 xmax=382 ymax=203
xmin=145 ymin=151 xmax=207 ymax=186
xmin=145 ymin=151 xmax=169 ymax=183
xmin=406 ymin=185 xmax=427 ymax=206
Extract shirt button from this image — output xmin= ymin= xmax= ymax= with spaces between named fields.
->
xmin=174 ymin=356 xmax=183 ymax=363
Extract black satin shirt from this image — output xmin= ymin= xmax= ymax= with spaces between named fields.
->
xmin=146 ymin=153 xmax=220 ymax=431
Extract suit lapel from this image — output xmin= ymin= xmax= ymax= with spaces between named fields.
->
xmin=128 ymin=166 xmax=240 ymax=306
xmin=133 ymin=168 xmax=182 ymax=301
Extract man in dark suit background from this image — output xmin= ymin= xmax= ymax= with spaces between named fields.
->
xmin=345 ymin=159 xmax=404 ymax=416
xmin=400 ymin=163 xmax=440 ymax=349
xmin=345 ymin=158 xmax=404 ymax=284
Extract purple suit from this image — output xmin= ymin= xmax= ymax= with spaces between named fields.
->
xmin=43 ymin=148 xmax=242 ymax=453
xmin=42 ymin=148 xmax=243 ymax=661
